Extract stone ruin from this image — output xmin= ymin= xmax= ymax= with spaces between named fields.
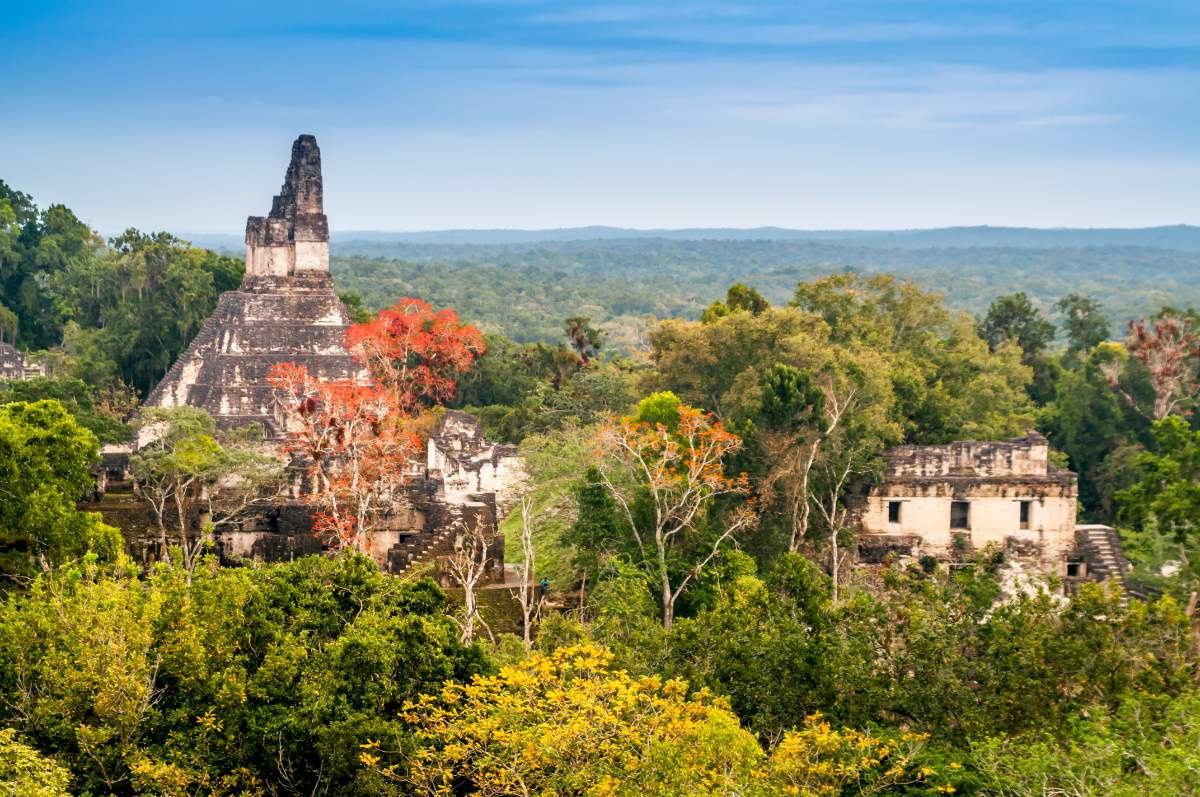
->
xmin=0 ymin=342 xmax=44 ymax=383
xmin=854 ymin=433 xmax=1131 ymax=591
xmin=143 ymin=135 xmax=362 ymax=437
xmin=100 ymin=135 xmax=523 ymax=578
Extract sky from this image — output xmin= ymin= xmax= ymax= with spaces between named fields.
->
xmin=2 ymin=0 xmax=1198 ymax=233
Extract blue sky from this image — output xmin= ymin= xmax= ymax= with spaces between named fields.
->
xmin=2 ymin=1 xmax=1198 ymax=232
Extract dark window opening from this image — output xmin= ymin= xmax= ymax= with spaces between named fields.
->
xmin=1066 ymin=561 xmax=1083 ymax=578
xmin=950 ymin=501 xmax=970 ymax=530
xmin=888 ymin=501 xmax=902 ymax=524
xmin=1019 ymin=500 xmax=1031 ymax=530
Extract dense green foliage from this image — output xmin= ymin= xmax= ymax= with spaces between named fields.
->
xmin=0 ymin=727 xmax=72 ymax=797
xmin=326 ymin=237 xmax=1200 ymax=352
xmin=0 ymin=554 xmax=488 ymax=796
xmin=1 ymin=181 xmax=241 ymax=399
xmin=0 ymin=377 xmax=133 ymax=443
xmin=0 ymin=400 xmax=121 ymax=581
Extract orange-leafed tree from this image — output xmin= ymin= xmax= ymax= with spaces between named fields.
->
xmin=345 ymin=298 xmax=487 ymax=411
xmin=596 ymin=391 xmax=756 ymax=630
xmin=268 ymin=362 xmax=420 ymax=552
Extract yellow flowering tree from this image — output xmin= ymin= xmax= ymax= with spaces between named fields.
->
xmin=378 ymin=644 xmax=761 ymax=796
xmin=364 ymin=645 xmax=964 ymax=797
xmin=763 ymin=714 xmax=961 ymax=796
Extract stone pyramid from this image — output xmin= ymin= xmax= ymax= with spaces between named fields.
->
xmin=145 ymin=135 xmax=363 ymax=437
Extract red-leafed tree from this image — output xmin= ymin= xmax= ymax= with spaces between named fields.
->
xmin=345 ymin=298 xmax=487 ymax=411
xmin=268 ymin=362 xmax=420 ymax=552
xmin=1104 ymin=315 xmax=1200 ymax=420
xmin=270 ymin=299 xmax=486 ymax=553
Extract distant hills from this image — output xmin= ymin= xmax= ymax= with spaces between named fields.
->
xmin=180 ymin=225 xmax=1200 ymax=253
xmin=175 ymin=225 xmax=1200 ymax=351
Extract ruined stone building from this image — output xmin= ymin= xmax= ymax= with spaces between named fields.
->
xmin=856 ymin=433 xmax=1129 ymax=586
xmin=144 ymin=135 xmax=362 ymax=436
xmin=105 ymin=135 xmax=522 ymax=577
xmin=0 ymin=342 xmax=44 ymax=382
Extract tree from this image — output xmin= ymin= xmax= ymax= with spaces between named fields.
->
xmin=596 ymin=392 xmax=756 ymax=629
xmin=666 ymin=554 xmax=837 ymax=743
xmin=374 ymin=643 xmax=962 ymax=797
xmin=650 ymin=304 xmax=824 ymax=416
xmin=979 ymin=292 xmax=1056 ymax=363
xmin=0 ymin=192 xmax=95 ymax=351
xmin=386 ymin=644 xmax=765 ymax=797
xmin=0 ymin=303 xmax=16 ymax=345
xmin=1044 ymin=345 xmax=1149 ymax=519
xmin=344 ymin=297 xmax=486 ymax=411
xmin=973 ymin=689 xmax=1200 ymax=797
xmin=0 ymin=376 xmax=132 ymax=443
xmin=563 ymin=315 xmax=604 ymax=366
xmin=50 ymin=229 xmax=241 ymax=395
xmin=564 ymin=464 xmax=636 ymax=590
xmin=0 ymin=554 xmax=488 ymax=796
xmin=511 ymin=494 xmax=545 ymax=649
xmin=1117 ymin=415 xmax=1200 ymax=550
xmin=701 ymin=282 xmax=770 ymax=323
xmin=0 ymin=728 xmax=72 ymax=797
xmin=268 ymin=363 xmax=420 ymax=553
xmin=130 ymin=406 xmax=283 ymax=578
xmin=788 ymin=273 xmax=1034 ymax=443
xmin=1056 ymin=293 xmax=1110 ymax=358
xmin=1107 ymin=315 xmax=1200 ymax=420
xmin=337 ymin=290 xmax=374 ymax=324
xmin=758 ymin=364 xmax=826 ymax=554
xmin=0 ymin=399 xmax=121 ymax=581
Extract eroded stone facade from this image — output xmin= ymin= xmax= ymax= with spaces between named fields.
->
xmin=427 ymin=410 xmax=527 ymax=516
xmin=856 ymin=433 xmax=1079 ymax=573
xmin=0 ymin=343 xmax=44 ymax=382
xmin=143 ymin=135 xmax=363 ymax=437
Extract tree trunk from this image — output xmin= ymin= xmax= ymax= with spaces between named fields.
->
xmin=661 ymin=568 xmax=674 ymax=631
xmin=831 ymin=528 xmax=839 ymax=605
xmin=175 ymin=485 xmax=192 ymax=585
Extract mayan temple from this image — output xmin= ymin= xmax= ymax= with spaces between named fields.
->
xmin=144 ymin=134 xmax=363 ymax=436
xmin=114 ymin=134 xmax=524 ymax=574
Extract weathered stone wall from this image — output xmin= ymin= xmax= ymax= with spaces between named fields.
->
xmin=244 ymin=134 xmax=330 ymax=277
xmin=860 ymin=480 xmax=1077 ymax=568
xmin=882 ymin=433 xmax=1051 ymax=479
xmin=427 ymin=410 xmax=527 ymax=518
xmin=143 ymin=136 xmax=362 ymax=438
xmin=857 ymin=433 xmax=1078 ymax=572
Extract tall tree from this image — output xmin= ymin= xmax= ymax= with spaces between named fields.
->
xmin=1117 ymin=415 xmax=1200 ymax=550
xmin=1056 ymin=293 xmax=1110 ymax=358
xmin=52 ymin=229 xmax=241 ymax=395
xmin=701 ymin=282 xmax=770 ymax=323
xmin=130 ymin=406 xmax=283 ymax=578
xmin=269 ymin=363 xmax=420 ymax=552
xmin=563 ymin=315 xmax=604 ymax=366
xmin=596 ymin=392 xmax=756 ymax=629
xmin=979 ymin=292 xmax=1056 ymax=363
xmin=0 ymin=400 xmax=122 ymax=581
xmin=757 ymin=364 xmax=827 ymax=554
xmin=1107 ymin=315 xmax=1200 ymax=420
